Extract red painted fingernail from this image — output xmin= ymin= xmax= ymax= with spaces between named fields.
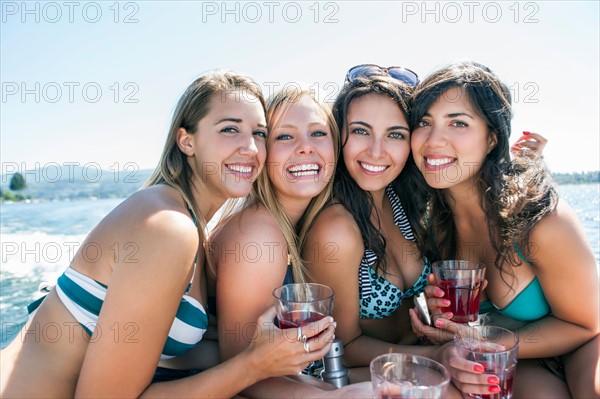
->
xmin=488 ymin=376 xmax=500 ymax=385
xmin=443 ymin=300 xmax=451 ymax=307
xmin=474 ymin=364 xmax=485 ymax=373
xmin=523 ymin=131 xmax=531 ymax=135
xmin=489 ymin=386 xmax=501 ymax=393
xmin=435 ymin=288 xmax=445 ymax=296
xmin=444 ymin=312 xmax=454 ymax=319
xmin=435 ymin=319 xmax=444 ymax=327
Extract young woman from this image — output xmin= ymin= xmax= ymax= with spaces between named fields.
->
xmin=0 ymin=72 xmax=336 ymax=398
xmin=408 ymin=61 xmax=599 ymax=398
xmin=304 ymin=68 xmax=502 ymax=397
xmin=209 ymin=86 xmax=372 ymax=397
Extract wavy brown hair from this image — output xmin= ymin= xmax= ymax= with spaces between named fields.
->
xmin=332 ymin=75 xmax=429 ymax=275
xmin=410 ymin=62 xmax=558 ymax=285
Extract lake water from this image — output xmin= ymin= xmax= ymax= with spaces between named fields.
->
xmin=1 ymin=184 xmax=598 ymax=347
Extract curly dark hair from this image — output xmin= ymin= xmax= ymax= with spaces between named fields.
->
xmin=410 ymin=61 xmax=558 ymax=286
xmin=332 ymin=75 xmax=429 ymax=275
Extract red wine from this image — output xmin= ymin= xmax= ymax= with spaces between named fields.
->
xmin=278 ymin=310 xmax=325 ymax=329
xmin=439 ymin=280 xmax=482 ymax=323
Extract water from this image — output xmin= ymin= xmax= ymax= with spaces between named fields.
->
xmin=1 ymin=184 xmax=598 ymax=348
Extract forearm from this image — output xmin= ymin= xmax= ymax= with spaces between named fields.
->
xmin=344 ymin=334 xmax=437 ymax=367
xmin=238 ymin=375 xmax=335 ymax=399
xmin=515 ymin=316 xmax=597 ymax=359
xmin=140 ymin=349 xmax=261 ymax=399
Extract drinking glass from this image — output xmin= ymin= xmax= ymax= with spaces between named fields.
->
xmin=370 ymin=353 xmax=450 ymax=399
xmin=273 ymin=283 xmax=334 ymax=330
xmin=432 ymin=260 xmax=486 ymax=323
xmin=454 ymin=326 xmax=519 ymax=399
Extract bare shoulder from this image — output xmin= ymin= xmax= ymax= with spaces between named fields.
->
xmin=211 ymin=203 xmax=284 ymax=246
xmin=305 ymin=204 xmax=364 ymax=272
xmin=528 ymin=198 xmax=595 ymax=268
xmin=308 ymin=204 xmax=362 ymax=245
xmin=86 ymin=185 xmax=199 ymax=264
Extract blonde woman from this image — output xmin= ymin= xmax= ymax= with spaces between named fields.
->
xmin=0 ymin=72 xmax=335 ymax=398
xmin=210 ymin=87 xmax=371 ymax=397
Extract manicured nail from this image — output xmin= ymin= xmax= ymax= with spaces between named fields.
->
xmin=487 ymin=376 xmax=500 ymax=385
xmin=523 ymin=131 xmax=531 ymax=135
xmin=327 ymin=316 xmax=334 ymax=323
xmin=443 ymin=300 xmax=451 ymax=307
xmin=444 ymin=312 xmax=454 ymax=319
xmin=435 ymin=288 xmax=444 ymax=296
xmin=332 ymin=322 xmax=337 ymax=329
xmin=474 ymin=364 xmax=485 ymax=373
xmin=489 ymin=386 xmax=501 ymax=393
xmin=435 ymin=319 xmax=444 ymax=327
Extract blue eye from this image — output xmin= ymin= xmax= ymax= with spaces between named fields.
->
xmin=312 ymin=130 xmax=328 ymax=137
xmin=388 ymin=131 xmax=406 ymax=139
xmin=220 ymin=126 xmax=239 ymax=133
xmin=253 ymin=130 xmax=267 ymax=139
xmin=275 ymin=133 xmax=293 ymax=141
xmin=452 ymin=121 xmax=468 ymax=127
xmin=351 ymin=128 xmax=368 ymax=135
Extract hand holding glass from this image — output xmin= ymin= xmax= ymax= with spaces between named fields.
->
xmin=432 ymin=260 xmax=486 ymax=323
xmin=273 ymin=283 xmax=334 ymax=330
xmin=454 ymin=326 xmax=519 ymax=399
xmin=370 ymin=353 xmax=450 ymax=399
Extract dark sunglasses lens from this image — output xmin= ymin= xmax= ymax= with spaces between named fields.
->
xmin=347 ymin=65 xmax=382 ymax=81
xmin=387 ymin=68 xmax=418 ymax=86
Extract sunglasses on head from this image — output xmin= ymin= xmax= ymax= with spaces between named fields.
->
xmin=345 ymin=64 xmax=419 ymax=87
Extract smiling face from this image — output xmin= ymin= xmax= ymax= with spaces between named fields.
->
xmin=179 ymin=92 xmax=267 ymax=200
xmin=266 ymin=95 xmax=335 ymax=204
xmin=411 ymin=86 xmax=497 ymax=191
xmin=342 ymin=93 xmax=411 ymax=193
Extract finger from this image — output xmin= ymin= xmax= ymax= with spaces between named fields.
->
xmin=427 ymin=297 xmax=451 ymax=311
xmin=308 ymin=325 xmax=335 ymax=351
xmin=258 ymin=305 xmax=278 ymax=326
xmin=526 ymin=132 xmax=548 ymax=143
xmin=427 ymin=273 xmax=438 ymax=285
xmin=424 ymin=284 xmax=444 ymax=298
xmin=301 ymin=316 xmax=334 ymax=339
xmin=454 ymin=381 xmax=501 ymax=396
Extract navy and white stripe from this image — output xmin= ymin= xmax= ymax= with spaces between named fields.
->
xmin=47 ymin=267 xmax=207 ymax=360
xmin=385 ymin=185 xmax=414 ymax=241
xmin=358 ymin=185 xmax=430 ymax=319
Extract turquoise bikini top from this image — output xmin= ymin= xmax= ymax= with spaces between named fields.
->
xmin=480 ymin=244 xmax=551 ymax=321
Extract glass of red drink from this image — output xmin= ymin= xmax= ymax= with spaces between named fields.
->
xmin=454 ymin=326 xmax=519 ymax=399
xmin=432 ymin=260 xmax=486 ymax=323
xmin=273 ymin=283 xmax=334 ymax=331
xmin=370 ymin=353 xmax=450 ymax=399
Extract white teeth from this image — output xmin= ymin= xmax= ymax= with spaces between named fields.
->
xmin=288 ymin=163 xmax=319 ymax=172
xmin=290 ymin=170 xmax=318 ymax=177
xmin=360 ymin=162 xmax=386 ymax=173
xmin=426 ymin=158 xmax=454 ymax=166
xmin=228 ymin=164 xmax=252 ymax=173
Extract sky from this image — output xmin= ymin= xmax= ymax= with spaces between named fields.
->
xmin=1 ymin=0 xmax=599 ymax=178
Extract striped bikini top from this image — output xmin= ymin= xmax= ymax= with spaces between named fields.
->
xmin=55 ymin=267 xmax=208 ymax=360
xmin=28 ymin=207 xmax=208 ymax=360
xmin=358 ymin=185 xmax=431 ymax=319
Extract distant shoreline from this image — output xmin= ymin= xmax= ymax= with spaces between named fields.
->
xmin=1 ymin=170 xmax=598 ymax=203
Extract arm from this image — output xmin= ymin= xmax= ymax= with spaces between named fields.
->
xmin=511 ymin=199 xmax=598 ymax=358
xmin=305 ymin=207 xmax=498 ymax=396
xmin=416 ymin=200 xmax=599 ymax=358
xmin=214 ymin=209 xmax=335 ymax=398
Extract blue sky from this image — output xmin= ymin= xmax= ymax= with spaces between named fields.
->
xmin=1 ymin=1 xmax=598 ymax=175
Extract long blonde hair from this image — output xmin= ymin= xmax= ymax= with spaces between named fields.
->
xmin=252 ymin=86 xmax=340 ymax=284
xmin=145 ymin=71 xmax=266 ymax=238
